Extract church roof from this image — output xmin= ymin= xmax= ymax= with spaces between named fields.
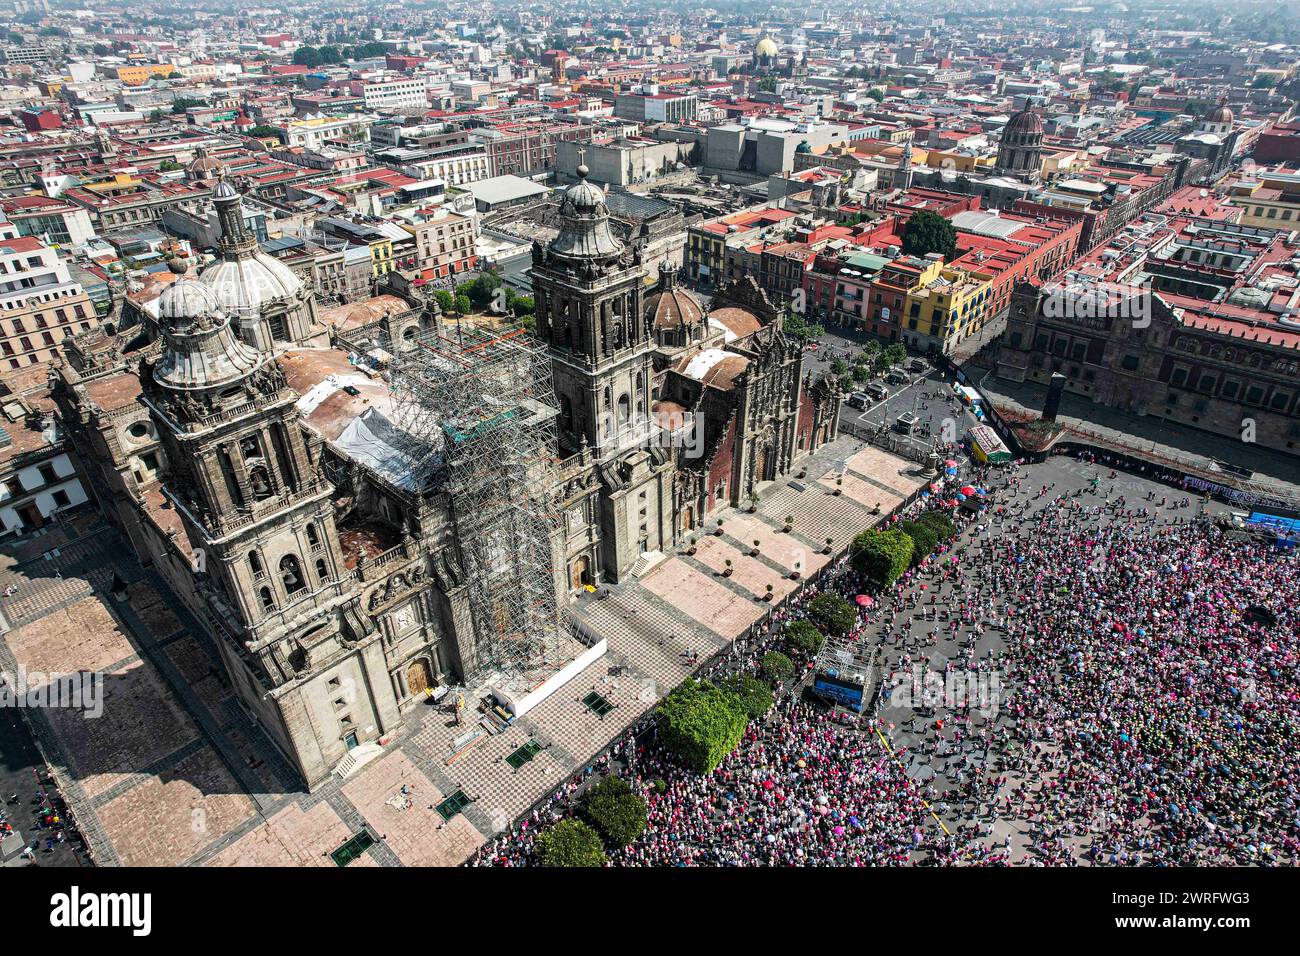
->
xmin=707 ymin=307 xmax=763 ymax=342
xmin=675 ymin=348 xmax=750 ymax=390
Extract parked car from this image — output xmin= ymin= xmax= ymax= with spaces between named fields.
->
xmin=847 ymin=391 xmax=871 ymax=410
xmin=865 ymin=383 xmax=889 ymax=400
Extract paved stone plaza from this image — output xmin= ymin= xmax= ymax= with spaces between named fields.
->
xmin=0 ymin=435 xmax=923 ymax=867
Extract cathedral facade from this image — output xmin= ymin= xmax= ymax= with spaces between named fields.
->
xmin=51 ymin=167 xmax=840 ymax=789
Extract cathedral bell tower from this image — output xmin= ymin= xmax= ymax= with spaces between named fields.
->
xmin=139 ymin=260 xmax=341 ymax=641
xmin=531 ymin=161 xmax=675 ymax=582
xmin=531 ymin=161 xmax=654 ymax=461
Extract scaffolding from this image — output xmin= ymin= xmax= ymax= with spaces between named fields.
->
xmin=388 ymin=324 xmax=569 ymax=686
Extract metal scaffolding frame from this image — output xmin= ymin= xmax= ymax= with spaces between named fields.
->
xmin=388 ymin=324 xmax=569 ymax=685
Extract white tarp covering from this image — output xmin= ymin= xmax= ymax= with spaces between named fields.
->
xmin=333 ymin=406 xmax=423 ymax=490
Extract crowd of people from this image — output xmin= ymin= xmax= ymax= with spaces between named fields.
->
xmin=473 ymin=455 xmax=1299 ymax=867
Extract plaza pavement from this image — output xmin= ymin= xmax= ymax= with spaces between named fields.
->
xmin=0 ymin=435 xmax=924 ymax=867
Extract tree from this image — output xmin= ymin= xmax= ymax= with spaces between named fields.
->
xmin=535 ymin=819 xmax=606 ymax=867
xmin=170 ymin=97 xmax=207 ymax=114
xmin=915 ymin=510 xmax=957 ymax=542
xmin=808 ymin=593 xmax=857 ymax=637
xmin=655 ymin=679 xmax=749 ymax=773
xmin=852 ymin=528 xmax=914 ymax=585
xmin=902 ymin=210 xmax=957 ymax=262
xmin=433 ymin=289 xmax=454 ymax=313
xmin=720 ymin=674 xmax=774 ymax=719
xmin=248 ymin=125 xmax=281 ymax=140
xmin=784 ymin=311 xmax=825 ymax=343
xmin=761 ymin=650 xmax=795 ymax=684
xmin=293 ymin=46 xmax=323 ymax=68
xmin=882 ymin=343 xmax=908 ymax=367
xmin=865 ymin=88 xmax=885 ymax=102
xmin=897 ymin=519 xmax=939 ymax=568
xmin=465 ymin=270 xmax=504 ymax=306
xmin=92 ymin=43 xmax=112 ymax=56
xmin=454 ymin=293 xmax=471 ymax=315
xmin=318 ymin=45 xmax=343 ymax=65
xmin=785 ymin=620 xmax=825 ymax=656
xmin=579 ymin=776 xmax=647 ymax=848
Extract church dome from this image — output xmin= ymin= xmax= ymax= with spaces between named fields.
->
xmin=1203 ymin=100 xmax=1234 ymax=125
xmin=548 ymin=164 xmax=624 ymax=261
xmin=198 ymin=251 xmax=304 ymax=317
xmin=152 ymin=262 xmax=263 ymax=391
xmin=755 ymin=37 xmax=779 ymax=58
xmin=1004 ymin=108 xmax=1043 ymax=136
xmin=186 ymin=146 xmax=225 ymax=183
xmin=644 ymin=263 xmax=703 ymax=331
xmin=158 ymin=272 xmax=223 ymax=324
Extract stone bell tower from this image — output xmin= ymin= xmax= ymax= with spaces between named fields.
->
xmin=139 ymin=260 xmax=343 ymax=661
xmin=531 ymin=160 xmax=654 ymax=460
xmin=531 ymin=161 xmax=674 ymax=582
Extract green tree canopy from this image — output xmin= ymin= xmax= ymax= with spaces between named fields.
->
xmin=655 ymin=679 xmax=749 ymax=773
xmin=720 ymin=674 xmax=774 ymax=720
xmin=808 ymin=592 xmax=858 ymax=637
xmin=292 ymin=46 xmax=323 ymax=68
xmin=852 ymin=528 xmax=914 ymax=585
xmin=902 ymin=210 xmax=957 ymax=262
xmin=760 ymin=650 xmax=795 ymax=684
xmin=579 ymin=776 xmax=647 ymax=848
xmin=535 ymin=819 xmax=606 ymax=867
xmin=785 ymin=620 xmax=825 ymax=656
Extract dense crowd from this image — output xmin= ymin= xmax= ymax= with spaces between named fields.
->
xmin=473 ymin=457 xmax=1299 ymax=867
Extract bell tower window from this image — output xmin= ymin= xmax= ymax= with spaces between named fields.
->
xmin=280 ymin=554 xmax=305 ymax=594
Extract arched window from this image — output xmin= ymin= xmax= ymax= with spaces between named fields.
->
xmin=259 ymin=586 xmax=275 ymax=612
xmin=617 ymin=393 xmax=631 ymax=425
xmin=305 ymin=523 xmax=319 ymax=549
xmin=280 ymin=554 xmax=305 ymax=594
xmin=315 ymin=558 xmax=330 ymax=583
xmin=248 ymin=551 xmax=264 ymax=579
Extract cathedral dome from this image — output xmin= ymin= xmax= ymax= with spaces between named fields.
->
xmin=152 ymin=262 xmax=263 ymax=392
xmin=755 ymin=37 xmax=779 ymax=58
xmin=644 ymin=263 xmax=703 ymax=331
xmin=198 ymin=251 xmax=305 ymax=317
xmin=1004 ymin=108 xmax=1043 ymax=136
xmin=158 ymin=270 xmax=223 ymax=324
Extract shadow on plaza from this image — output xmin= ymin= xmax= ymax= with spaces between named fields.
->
xmin=1 ymin=519 xmax=304 ymax=800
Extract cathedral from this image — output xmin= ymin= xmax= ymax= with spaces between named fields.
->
xmin=994 ymin=105 xmax=1045 ymax=184
xmin=51 ymin=166 xmax=840 ymax=789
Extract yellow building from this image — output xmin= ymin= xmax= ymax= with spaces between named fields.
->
xmin=111 ymin=63 xmax=176 ymax=86
xmin=902 ymin=258 xmax=994 ymax=352
xmin=368 ymin=238 xmax=394 ymax=277
xmin=1227 ymin=169 xmax=1300 ymax=229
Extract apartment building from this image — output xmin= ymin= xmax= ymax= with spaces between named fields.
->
xmin=403 ymin=208 xmax=478 ymax=279
xmin=350 ymin=77 xmax=427 ymax=113
xmin=0 ymin=234 xmax=100 ymax=371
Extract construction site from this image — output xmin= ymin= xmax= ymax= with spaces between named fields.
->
xmin=387 ymin=323 xmax=604 ymax=717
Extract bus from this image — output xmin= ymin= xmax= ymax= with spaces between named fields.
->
xmin=968 ymin=424 xmax=1012 ymax=465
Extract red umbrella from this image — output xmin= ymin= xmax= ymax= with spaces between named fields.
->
xmin=855 ymin=594 xmax=873 ymax=607
xmin=960 ymin=485 xmax=976 ymax=496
